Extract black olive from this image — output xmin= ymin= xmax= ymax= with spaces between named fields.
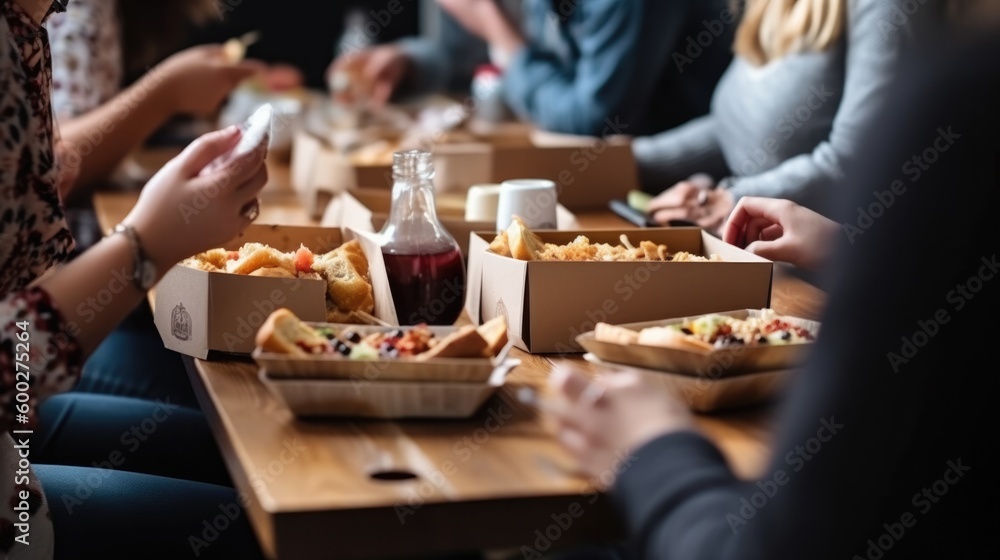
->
xmin=385 ymin=347 xmax=399 ymax=358
xmin=681 ymin=328 xmax=694 ymax=335
xmin=391 ymin=329 xmax=405 ymax=339
xmin=334 ymin=341 xmax=351 ymax=356
xmin=756 ymin=335 xmax=769 ymax=344
xmin=781 ymin=331 xmax=792 ymax=341
xmin=344 ymin=331 xmax=362 ymax=344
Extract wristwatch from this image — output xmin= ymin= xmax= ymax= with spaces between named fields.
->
xmin=112 ymin=223 xmax=157 ymax=291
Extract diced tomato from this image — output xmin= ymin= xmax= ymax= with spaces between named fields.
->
xmin=227 ymin=251 xmax=240 ymax=260
xmin=295 ymin=246 xmax=314 ymax=273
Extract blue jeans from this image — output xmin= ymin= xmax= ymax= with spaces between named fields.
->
xmin=36 ymin=393 xmax=231 ymax=486
xmin=36 ymin=464 xmax=264 ymax=559
xmin=31 ymin=391 xmax=262 ymax=558
xmin=75 ymin=301 xmax=200 ymax=408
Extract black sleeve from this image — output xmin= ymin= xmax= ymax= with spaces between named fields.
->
xmin=611 ymin=34 xmax=1000 ymax=560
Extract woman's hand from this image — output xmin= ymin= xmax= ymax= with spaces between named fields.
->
xmin=327 ymin=45 xmax=410 ymax=108
xmin=157 ymin=45 xmax=263 ymax=117
xmin=723 ymin=197 xmax=839 ymax=271
xmin=122 ymin=126 xmax=269 ymax=271
xmin=648 ymin=178 xmax=735 ymax=234
xmin=547 ymin=366 xmax=693 ymax=487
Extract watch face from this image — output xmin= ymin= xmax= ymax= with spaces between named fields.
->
xmin=141 ymin=262 xmax=157 ymax=289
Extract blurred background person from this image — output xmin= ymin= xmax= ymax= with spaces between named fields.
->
xmin=634 ymin=0 xmax=932 ymax=235
xmin=544 ymin=12 xmax=998 ymax=559
xmin=327 ymin=0 xmax=735 ymax=137
xmin=44 ymin=0 xmax=267 ymax=413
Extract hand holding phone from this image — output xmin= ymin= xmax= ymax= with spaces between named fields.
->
xmin=200 ymin=103 xmax=273 ymax=176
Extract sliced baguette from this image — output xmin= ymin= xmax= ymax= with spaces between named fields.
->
xmin=417 ymin=325 xmax=489 ymax=360
xmin=256 ymin=308 xmax=330 ymax=355
xmin=594 ymin=322 xmax=639 ymax=345
xmin=636 ymin=326 xmax=714 ymax=353
xmin=476 ymin=316 xmax=509 ymax=357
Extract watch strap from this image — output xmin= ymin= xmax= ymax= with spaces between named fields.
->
xmin=111 ymin=223 xmax=151 ymax=291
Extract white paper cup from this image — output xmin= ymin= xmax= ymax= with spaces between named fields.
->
xmin=496 ymin=179 xmax=559 ymax=231
xmin=465 ymin=184 xmax=503 ymax=222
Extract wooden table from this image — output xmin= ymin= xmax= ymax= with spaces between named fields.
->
xmin=93 ymin=161 xmax=825 ymax=560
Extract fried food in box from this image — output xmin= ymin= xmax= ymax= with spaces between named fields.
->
xmin=181 ymin=240 xmax=375 ymax=324
xmin=491 ymin=216 xmax=723 ymax=262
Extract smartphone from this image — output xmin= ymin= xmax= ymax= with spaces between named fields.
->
xmin=609 ymin=199 xmax=658 ymax=227
xmin=200 ymin=103 xmax=273 ymax=176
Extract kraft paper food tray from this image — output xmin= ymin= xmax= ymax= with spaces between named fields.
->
xmin=252 ymin=323 xmax=514 ymax=383
xmin=576 ymin=309 xmax=821 ymax=377
xmin=258 ymin=360 xmax=516 ymax=419
xmin=153 ymin=225 xmax=350 ymax=359
xmin=464 ymin=228 xmax=775 ymax=354
xmin=582 ymin=353 xmax=793 ymax=413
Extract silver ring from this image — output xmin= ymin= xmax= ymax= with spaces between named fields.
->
xmin=242 ymin=198 xmax=260 ymax=221
xmin=697 ymin=189 xmax=709 ymax=207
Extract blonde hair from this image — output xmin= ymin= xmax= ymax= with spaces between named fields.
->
xmin=734 ymin=0 xmax=848 ymax=66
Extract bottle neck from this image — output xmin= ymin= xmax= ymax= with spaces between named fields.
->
xmin=386 ymin=174 xmax=440 ymax=225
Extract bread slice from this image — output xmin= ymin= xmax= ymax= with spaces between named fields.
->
xmin=416 ymin=325 xmax=489 ymax=360
xmin=636 ymin=327 xmax=714 ymax=353
xmin=256 ymin=308 xmax=330 ymax=355
xmin=594 ymin=322 xmax=639 ymax=345
xmin=476 ymin=316 xmax=509 ymax=357
xmin=506 ymin=216 xmax=545 ymax=261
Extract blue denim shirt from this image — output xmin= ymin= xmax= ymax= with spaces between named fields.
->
xmin=399 ymin=0 xmax=733 ymax=136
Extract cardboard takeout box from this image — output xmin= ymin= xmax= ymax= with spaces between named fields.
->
xmin=290 ymin=127 xmax=637 ymax=218
xmin=153 ymin=225 xmax=350 ymax=359
xmin=320 ymin=188 xmax=580 ymax=258
xmin=464 ymin=228 xmax=774 ymax=354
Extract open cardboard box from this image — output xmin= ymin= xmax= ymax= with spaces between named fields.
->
xmin=153 ymin=225 xmax=348 ymax=359
xmin=463 ymin=228 xmax=774 ymax=354
xmin=290 ymin=127 xmax=637 ymax=219
xmin=153 ymin=223 xmax=474 ymax=359
xmin=320 ymin=188 xmax=580 ymax=258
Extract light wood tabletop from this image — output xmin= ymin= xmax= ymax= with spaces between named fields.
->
xmin=92 ymin=158 xmax=825 ymax=560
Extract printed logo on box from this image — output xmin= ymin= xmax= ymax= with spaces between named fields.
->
xmin=171 ymin=303 xmax=192 ymax=341
xmin=495 ymin=298 xmax=508 ymax=325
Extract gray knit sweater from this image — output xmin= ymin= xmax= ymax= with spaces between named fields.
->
xmin=632 ymin=0 xmax=926 ymax=217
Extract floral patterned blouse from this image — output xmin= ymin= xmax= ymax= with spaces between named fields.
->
xmin=46 ymin=0 xmax=122 ymax=120
xmin=1 ymin=0 xmax=84 ymax=557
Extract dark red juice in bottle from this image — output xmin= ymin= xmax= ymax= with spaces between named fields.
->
xmin=382 ymin=248 xmax=465 ymax=325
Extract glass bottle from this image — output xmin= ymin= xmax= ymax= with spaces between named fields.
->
xmin=379 ymin=150 xmax=466 ymax=325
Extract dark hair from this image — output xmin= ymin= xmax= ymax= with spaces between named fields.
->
xmin=118 ymin=0 xmax=220 ymax=73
